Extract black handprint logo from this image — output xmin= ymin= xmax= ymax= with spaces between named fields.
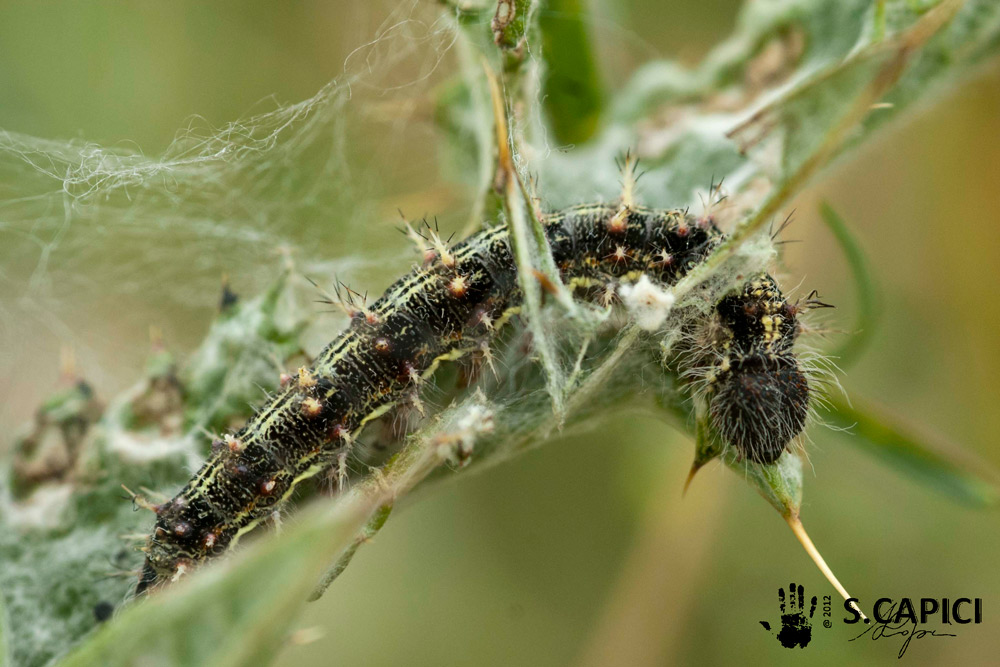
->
xmin=760 ymin=583 xmax=818 ymax=648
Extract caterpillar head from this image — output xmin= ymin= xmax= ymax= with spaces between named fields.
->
xmin=135 ymin=558 xmax=170 ymax=596
xmin=134 ymin=505 xmax=203 ymax=596
xmin=709 ymin=354 xmax=809 ymax=464
xmin=135 ymin=540 xmax=184 ymax=596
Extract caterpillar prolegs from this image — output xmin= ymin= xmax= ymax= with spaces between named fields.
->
xmin=136 ymin=203 xmax=812 ymax=594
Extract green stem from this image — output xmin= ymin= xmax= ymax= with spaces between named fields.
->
xmin=538 ymin=0 xmax=605 ymax=144
xmin=503 ymin=172 xmax=567 ymax=416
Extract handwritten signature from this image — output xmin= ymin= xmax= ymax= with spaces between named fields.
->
xmin=849 ymin=603 xmax=956 ymax=659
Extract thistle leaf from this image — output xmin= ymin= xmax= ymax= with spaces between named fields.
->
xmin=826 ymin=397 xmax=1000 ymax=507
xmin=726 ymin=451 xmax=804 ymax=520
xmin=819 ymin=202 xmax=880 ymax=368
xmin=538 ymin=0 xmax=605 ymax=144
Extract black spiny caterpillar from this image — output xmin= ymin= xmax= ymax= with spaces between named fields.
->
xmin=701 ymin=276 xmax=811 ymax=463
xmin=136 ymin=203 xmax=811 ymax=594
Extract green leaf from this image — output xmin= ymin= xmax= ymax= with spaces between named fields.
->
xmin=826 ymin=396 xmax=1000 ymax=507
xmin=308 ymin=502 xmax=393 ymax=602
xmin=538 ymin=0 xmax=605 ymax=144
xmin=726 ymin=450 xmax=804 ymax=519
xmin=0 ymin=267 xmax=310 ymax=667
xmin=684 ymin=397 xmax=723 ymax=492
xmin=55 ymin=499 xmax=369 ymax=667
xmin=819 ymin=202 xmax=880 ymax=368
xmin=54 ymin=418 xmax=464 ymax=667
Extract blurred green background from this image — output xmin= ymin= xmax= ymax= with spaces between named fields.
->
xmin=1 ymin=1 xmax=999 ymax=665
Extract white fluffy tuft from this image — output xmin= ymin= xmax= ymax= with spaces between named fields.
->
xmin=619 ymin=274 xmax=676 ymax=331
